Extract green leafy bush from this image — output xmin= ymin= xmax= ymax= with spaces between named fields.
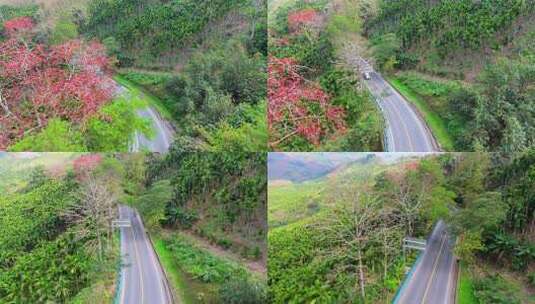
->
xmin=473 ymin=274 xmax=522 ymax=304
xmin=164 ymin=236 xmax=247 ymax=284
xmin=219 ymin=278 xmax=267 ymax=304
xmin=9 ymin=119 xmax=87 ymax=152
xmin=85 ymin=97 xmax=152 ymax=152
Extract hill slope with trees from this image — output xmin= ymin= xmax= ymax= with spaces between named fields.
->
xmin=268 ymin=151 xmax=535 ymax=303
xmin=364 ymin=0 xmax=535 ymax=152
xmin=0 ymin=154 xmax=121 ymax=303
xmin=125 ymin=152 xmax=268 ymax=303
xmin=268 ymin=0 xmax=384 ymax=151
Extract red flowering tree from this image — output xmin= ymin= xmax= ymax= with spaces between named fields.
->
xmin=268 ymin=56 xmax=346 ymax=148
xmin=287 ymin=9 xmax=321 ymax=32
xmin=73 ymin=154 xmax=103 ymax=179
xmin=3 ymin=16 xmax=34 ymax=38
xmin=0 ymin=17 xmax=114 ymax=149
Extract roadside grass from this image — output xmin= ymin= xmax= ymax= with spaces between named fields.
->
xmin=458 ymin=263 xmax=478 ymax=304
xmin=387 ymin=77 xmax=455 ymax=151
xmin=113 ymin=74 xmax=175 ymax=122
xmin=153 ymin=237 xmax=201 ymax=304
xmin=152 ymin=232 xmax=259 ymax=304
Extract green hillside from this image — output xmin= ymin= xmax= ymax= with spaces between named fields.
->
xmin=1 ymin=0 xmax=267 ymax=152
xmin=268 ymin=151 xmax=535 ymax=303
xmin=126 ymin=152 xmax=268 ymax=303
xmin=0 ymin=155 xmax=120 ymax=303
xmin=82 ymin=0 xmax=249 ymax=68
xmin=364 ymin=0 xmax=535 ymax=152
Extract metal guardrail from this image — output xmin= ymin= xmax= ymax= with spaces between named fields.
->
xmin=113 ymin=231 xmax=124 ymax=304
xmin=354 ymin=56 xmax=393 ymax=152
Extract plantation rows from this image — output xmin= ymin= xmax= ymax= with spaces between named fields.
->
xmin=0 ymin=177 xmax=93 ymax=302
xmin=366 ymin=0 xmax=529 ymax=55
xmin=83 ymin=0 xmax=247 ymax=57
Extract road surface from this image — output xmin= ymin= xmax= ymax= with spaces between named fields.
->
xmin=396 ymin=221 xmax=457 ymax=304
xmin=359 ymin=60 xmax=439 ymax=152
xmin=130 ymin=105 xmax=174 ymax=153
xmin=117 ymin=205 xmax=173 ymax=304
xmin=114 ymin=83 xmax=174 ymax=153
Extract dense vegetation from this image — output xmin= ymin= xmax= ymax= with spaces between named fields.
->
xmin=81 ymin=0 xmax=268 ymax=152
xmin=0 ymin=154 xmax=120 ymax=303
xmin=364 ymin=0 xmax=535 ymax=151
xmin=0 ymin=4 xmax=150 ymax=151
xmin=83 ymin=0 xmax=247 ymax=67
xmin=124 ymin=152 xmax=268 ymax=302
xmin=268 ymin=0 xmax=383 ymax=151
xmin=268 ymin=151 xmax=535 ymax=303
xmin=2 ymin=0 xmax=267 ymax=152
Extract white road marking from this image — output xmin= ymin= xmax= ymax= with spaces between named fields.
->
xmin=130 ymin=210 xmax=145 ymax=304
xmin=136 ymin=211 xmax=167 ymax=304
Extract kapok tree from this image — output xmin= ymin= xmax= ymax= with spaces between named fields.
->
xmin=268 ymin=56 xmax=346 ymax=149
xmin=0 ymin=17 xmax=114 ymax=149
xmin=73 ymin=154 xmax=103 ymax=180
xmin=287 ymin=8 xmax=321 ymax=33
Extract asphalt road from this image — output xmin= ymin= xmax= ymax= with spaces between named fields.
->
xmin=359 ymin=60 xmax=438 ymax=152
xmin=396 ymin=221 xmax=457 ymax=304
xmin=114 ymin=83 xmax=174 ymax=153
xmin=130 ymin=106 xmax=174 ymax=153
xmin=118 ymin=205 xmax=173 ymax=304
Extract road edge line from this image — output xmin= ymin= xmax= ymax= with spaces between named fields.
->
xmin=392 ymin=251 xmax=424 ymax=304
xmin=136 ymin=212 xmax=177 ymax=304
xmin=422 ymin=233 xmax=448 ymax=303
xmin=113 ymin=225 xmax=125 ymax=304
xmin=384 ymin=77 xmax=442 ymax=152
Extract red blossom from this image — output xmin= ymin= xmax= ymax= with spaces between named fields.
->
xmin=0 ymin=18 xmax=113 ymax=149
xmin=73 ymin=154 xmax=103 ymax=179
xmin=3 ymin=17 xmax=34 ymax=38
xmin=288 ymin=9 xmax=320 ymax=32
xmin=268 ymin=56 xmax=346 ymax=147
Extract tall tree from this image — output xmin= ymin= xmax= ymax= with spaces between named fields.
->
xmin=63 ymin=175 xmax=117 ymax=260
xmin=318 ymin=189 xmax=381 ymax=300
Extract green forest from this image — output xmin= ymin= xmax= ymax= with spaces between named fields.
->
xmin=0 ymin=152 xmax=267 ymax=303
xmin=0 ymin=154 xmax=122 ymax=303
xmin=364 ymin=0 xmax=535 ymax=151
xmin=125 ymin=151 xmax=268 ymax=303
xmin=268 ymin=151 xmax=535 ymax=303
xmin=82 ymin=0 xmax=268 ymax=152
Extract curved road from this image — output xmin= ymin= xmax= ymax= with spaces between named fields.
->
xmin=359 ymin=59 xmax=439 ymax=152
xmin=396 ymin=221 xmax=457 ymax=304
xmin=118 ymin=205 xmax=173 ymax=304
xmin=130 ymin=105 xmax=174 ymax=153
xmin=114 ymin=82 xmax=174 ymax=153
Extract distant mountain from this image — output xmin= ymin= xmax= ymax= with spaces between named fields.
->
xmin=268 ymin=153 xmax=377 ymax=182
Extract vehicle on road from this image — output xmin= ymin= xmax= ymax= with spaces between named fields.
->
xmin=363 ymin=72 xmax=371 ymax=80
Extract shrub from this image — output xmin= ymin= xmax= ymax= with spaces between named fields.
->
xmin=528 ymin=272 xmax=535 ymax=287
xmin=219 ymin=279 xmax=267 ymax=304
xmin=9 ymin=119 xmax=86 ymax=152
xmin=473 ymin=274 xmax=521 ymax=304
